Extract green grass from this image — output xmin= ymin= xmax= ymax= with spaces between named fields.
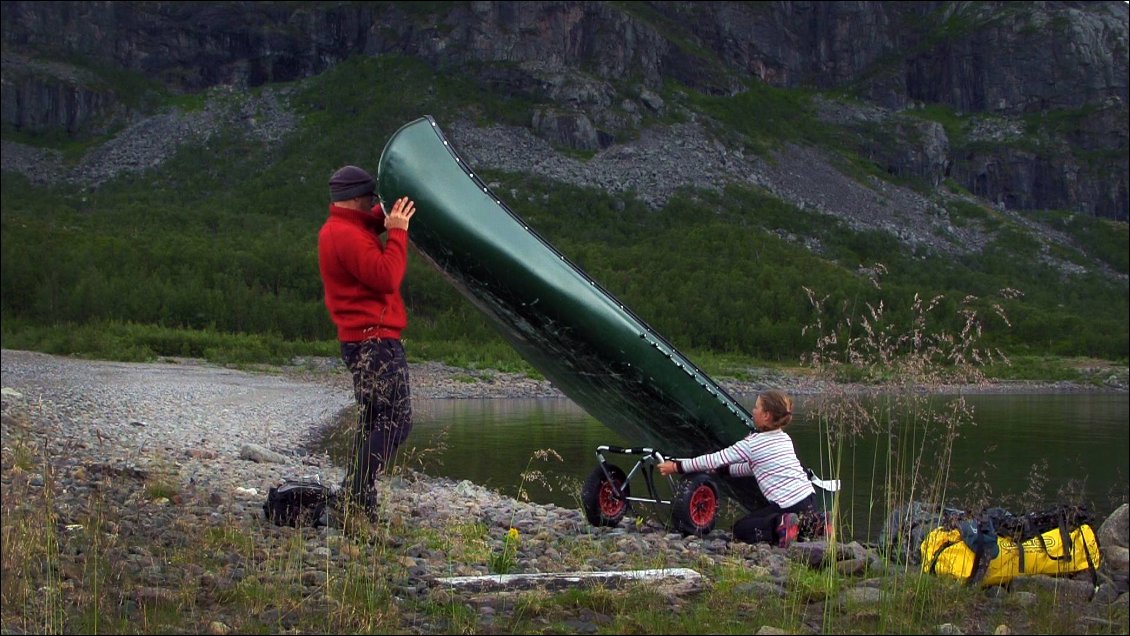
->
xmin=7 ymin=469 xmax=1116 ymax=636
xmin=0 ymin=314 xmax=1119 ymax=387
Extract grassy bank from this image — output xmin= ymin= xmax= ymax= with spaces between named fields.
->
xmin=2 ymin=316 xmax=1126 ymax=389
xmin=2 ymin=409 xmax=1126 ymax=636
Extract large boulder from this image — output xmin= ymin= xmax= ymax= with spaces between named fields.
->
xmin=1097 ymin=503 xmax=1129 ymax=593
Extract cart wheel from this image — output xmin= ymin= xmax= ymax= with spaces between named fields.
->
xmin=581 ymin=463 xmax=630 ymax=527
xmin=671 ymin=473 xmax=718 ymax=536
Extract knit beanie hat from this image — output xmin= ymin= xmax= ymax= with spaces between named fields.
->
xmin=329 ymin=165 xmax=376 ymax=202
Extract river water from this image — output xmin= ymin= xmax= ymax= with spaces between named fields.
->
xmin=399 ymin=392 xmax=1127 ymax=542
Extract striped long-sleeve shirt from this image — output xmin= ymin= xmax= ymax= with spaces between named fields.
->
xmin=679 ymin=429 xmax=814 ymax=509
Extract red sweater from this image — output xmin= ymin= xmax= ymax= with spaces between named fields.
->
xmin=317 ymin=203 xmax=409 ymax=342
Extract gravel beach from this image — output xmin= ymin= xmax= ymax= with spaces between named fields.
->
xmin=7 ymin=347 xmax=1116 ymax=509
xmin=2 ymin=348 xmax=1127 ymax=634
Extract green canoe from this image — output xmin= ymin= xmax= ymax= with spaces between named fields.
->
xmin=378 ymin=116 xmax=765 ymax=511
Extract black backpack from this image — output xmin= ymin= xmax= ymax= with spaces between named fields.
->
xmin=263 ymin=479 xmax=337 ymax=527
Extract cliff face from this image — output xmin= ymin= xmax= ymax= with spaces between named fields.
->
xmin=1 ymin=1 xmax=1126 ymax=220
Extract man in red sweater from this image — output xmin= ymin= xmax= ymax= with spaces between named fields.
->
xmin=318 ymin=164 xmax=417 ymax=520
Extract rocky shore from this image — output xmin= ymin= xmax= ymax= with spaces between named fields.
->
xmin=1 ymin=349 xmax=1127 ymax=634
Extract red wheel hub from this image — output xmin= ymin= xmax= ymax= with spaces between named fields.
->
xmin=598 ymin=479 xmax=625 ymax=516
xmin=688 ymin=485 xmax=717 ymax=527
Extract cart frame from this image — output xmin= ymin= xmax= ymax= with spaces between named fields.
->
xmin=581 ymin=445 xmax=721 ymax=536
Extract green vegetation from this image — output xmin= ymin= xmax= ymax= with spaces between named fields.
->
xmin=945 ymin=199 xmax=1002 ymax=229
xmin=8 ymin=452 xmax=1114 ymax=636
xmin=2 ymin=55 xmax=1127 ymax=379
xmin=1030 ymin=210 xmax=1130 ymax=275
xmin=680 ymin=79 xmax=845 ymax=155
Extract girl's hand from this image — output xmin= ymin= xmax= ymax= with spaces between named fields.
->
xmin=658 ymin=460 xmax=678 ymax=476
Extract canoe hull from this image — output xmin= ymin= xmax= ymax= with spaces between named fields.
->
xmin=377 ymin=116 xmax=765 ymax=512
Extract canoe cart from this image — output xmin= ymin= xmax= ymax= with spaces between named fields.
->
xmin=581 ymin=445 xmax=720 ymax=537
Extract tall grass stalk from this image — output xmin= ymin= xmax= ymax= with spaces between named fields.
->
xmin=0 ymin=407 xmax=67 ymax=634
xmin=489 ymin=449 xmax=564 ymax=574
xmin=801 ymin=273 xmax=1012 ymax=630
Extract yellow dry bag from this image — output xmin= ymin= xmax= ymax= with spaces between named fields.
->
xmin=922 ymin=522 xmax=1100 ymax=587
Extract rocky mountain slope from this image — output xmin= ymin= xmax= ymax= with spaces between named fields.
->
xmin=2 ymin=1 xmax=1127 ymax=254
xmin=1 ymin=81 xmax=1120 ymax=285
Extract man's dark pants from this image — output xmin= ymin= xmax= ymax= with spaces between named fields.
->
xmin=340 ymin=339 xmax=412 ymax=509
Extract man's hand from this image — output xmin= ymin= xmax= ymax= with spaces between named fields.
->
xmin=384 ymin=196 xmax=416 ymax=231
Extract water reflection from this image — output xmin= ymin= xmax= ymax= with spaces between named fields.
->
xmin=402 ymin=393 xmax=1128 ymax=541
xmin=410 ymin=398 xmax=631 ymax=498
